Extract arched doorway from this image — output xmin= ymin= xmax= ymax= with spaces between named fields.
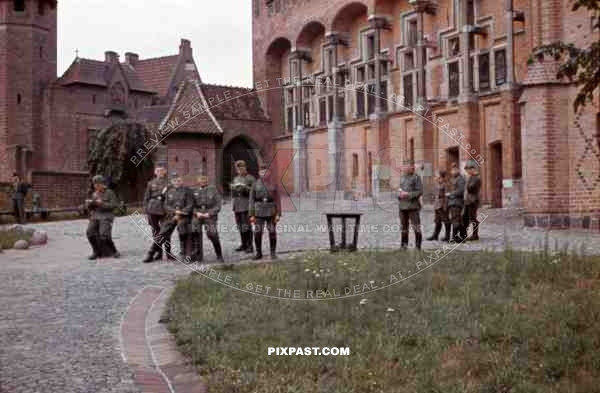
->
xmin=222 ymin=137 xmax=260 ymax=193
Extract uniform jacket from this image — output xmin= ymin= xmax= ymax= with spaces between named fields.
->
xmin=164 ymin=186 xmax=193 ymax=217
xmin=10 ymin=182 xmax=31 ymax=200
xmin=465 ymin=175 xmax=482 ymax=207
xmin=398 ymin=173 xmax=423 ymax=211
xmin=448 ymin=175 xmax=466 ymax=208
xmin=231 ymin=174 xmax=256 ymax=213
xmin=143 ymin=177 xmax=169 ymax=216
xmin=191 ymin=185 xmax=221 ymax=219
xmin=249 ymin=179 xmax=281 ymax=218
xmin=87 ymin=189 xmax=119 ymax=220
xmin=433 ymin=182 xmax=449 ymax=211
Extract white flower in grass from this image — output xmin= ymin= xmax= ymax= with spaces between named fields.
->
xmin=304 ymin=268 xmax=310 ymax=272
xmin=315 ymin=273 xmax=320 ymax=278
xmin=386 ymin=308 xmax=395 ymax=312
xmin=359 ymin=298 xmax=368 ymax=305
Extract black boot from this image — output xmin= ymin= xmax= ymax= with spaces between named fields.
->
xmin=179 ymin=235 xmax=190 ymax=263
xmin=245 ymin=230 xmax=254 ymax=254
xmin=426 ymin=223 xmax=442 ymax=241
xmin=253 ymin=233 xmax=263 ymax=260
xmin=451 ymin=226 xmax=463 ymax=243
xmin=191 ymin=234 xmax=203 ymax=263
xmin=88 ymin=236 xmax=101 ymax=260
xmin=153 ymin=248 xmax=163 ymax=261
xmin=415 ymin=232 xmax=422 ymax=250
xmin=143 ymin=243 xmax=158 ymax=263
xmin=401 ymin=232 xmax=409 ymax=249
xmin=165 ymin=242 xmax=176 ymax=260
xmin=213 ymin=240 xmax=224 ymax=262
xmin=269 ymin=234 xmax=277 ymax=259
xmin=441 ymin=223 xmax=452 ymax=242
xmin=106 ymin=239 xmax=120 ymax=258
xmin=467 ymin=225 xmax=479 ymax=241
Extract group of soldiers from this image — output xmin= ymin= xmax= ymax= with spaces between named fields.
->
xmin=397 ymin=159 xmax=482 ymax=249
xmin=138 ymin=159 xmax=281 ymax=264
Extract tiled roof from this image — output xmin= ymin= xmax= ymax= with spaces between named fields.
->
xmin=200 ymin=84 xmax=268 ymax=121
xmin=133 ymin=55 xmax=181 ymax=97
xmin=159 ymin=80 xmax=223 ymax=136
xmin=58 ymin=58 xmax=155 ymax=93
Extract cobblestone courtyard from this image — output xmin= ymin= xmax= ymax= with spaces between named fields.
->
xmin=2 ymin=199 xmax=600 ymax=392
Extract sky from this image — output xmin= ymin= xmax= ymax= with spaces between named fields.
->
xmin=57 ymin=0 xmax=253 ymax=87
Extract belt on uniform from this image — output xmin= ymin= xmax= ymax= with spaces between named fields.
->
xmin=261 ymin=198 xmax=273 ymax=203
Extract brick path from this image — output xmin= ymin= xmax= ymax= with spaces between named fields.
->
xmin=1 ymin=198 xmax=600 ymax=392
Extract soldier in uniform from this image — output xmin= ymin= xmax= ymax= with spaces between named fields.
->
xmin=10 ymin=173 xmax=31 ymax=224
xmin=447 ymin=162 xmax=466 ymax=242
xmin=249 ymin=163 xmax=281 ymax=260
xmin=427 ymin=169 xmax=451 ymax=242
xmin=463 ymin=160 xmax=482 ymax=241
xmin=85 ymin=175 xmax=120 ymax=260
xmin=397 ymin=160 xmax=423 ymax=250
xmin=190 ymin=174 xmax=224 ymax=263
xmin=143 ymin=165 xmax=173 ymax=261
xmin=231 ymin=160 xmax=256 ymax=253
xmin=142 ymin=172 xmax=192 ymax=263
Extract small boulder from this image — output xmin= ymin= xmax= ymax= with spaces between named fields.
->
xmin=13 ymin=240 xmax=30 ymax=250
xmin=30 ymin=231 xmax=48 ymax=246
xmin=8 ymin=225 xmax=35 ymax=235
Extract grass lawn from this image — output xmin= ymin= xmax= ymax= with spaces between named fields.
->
xmin=0 ymin=227 xmax=33 ymax=249
xmin=166 ymin=247 xmax=600 ymax=392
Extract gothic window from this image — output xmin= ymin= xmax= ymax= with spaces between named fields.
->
xmin=479 ymin=53 xmax=490 ymax=91
xmin=110 ymin=82 xmax=126 ymax=105
xmin=38 ymin=0 xmax=45 ymax=15
xmin=14 ymin=0 xmax=25 ymax=12
xmin=356 ymin=87 xmax=365 ymax=118
xmin=448 ymin=37 xmax=460 ymax=57
xmin=495 ymin=49 xmax=507 ymax=86
xmin=407 ymin=19 xmax=418 ymax=47
xmin=448 ymin=61 xmax=460 ymax=98
xmin=326 ymin=48 xmax=334 ymax=74
xmin=352 ymin=154 xmax=359 ymax=178
xmin=403 ymin=74 xmax=413 ymax=108
xmin=356 ymin=66 xmax=365 ymax=83
xmin=319 ymin=97 xmax=326 ymax=125
xmin=366 ymin=34 xmax=375 ymax=60
xmin=367 ymin=84 xmax=376 ymax=115
xmin=17 ymin=94 xmax=22 ymax=105
xmin=380 ymin=81 xmax=388 ymax=112
xmin=404 ymin=52 xmax=415 ymax=70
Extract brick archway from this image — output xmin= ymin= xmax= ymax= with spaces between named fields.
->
xmin=221 ymin=136 xmax=262 ymax=194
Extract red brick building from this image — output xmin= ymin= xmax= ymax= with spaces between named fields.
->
xmin=0 ymin=0 xmax=270 ymax=209
xmin=253 ymin=0 xmax=600 ymax=229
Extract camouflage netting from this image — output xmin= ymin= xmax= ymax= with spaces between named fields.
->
xmin=87 ymin=122 xmax=154 ymax=203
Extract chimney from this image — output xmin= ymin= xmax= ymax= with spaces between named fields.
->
xmin=125 ymin=52 xmax=139 ymax=67
xmin=105 ymin=51 xmax=119 ymax=64
xmin=179 ymin=39 xmax=193 ymax=60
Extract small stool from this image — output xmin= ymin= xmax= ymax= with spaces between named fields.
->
xmin=324 ymin=212 xmax=363 ymax=252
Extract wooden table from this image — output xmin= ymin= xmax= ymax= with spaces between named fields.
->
xmin=323 ymin=212 xmax=363 ymax=252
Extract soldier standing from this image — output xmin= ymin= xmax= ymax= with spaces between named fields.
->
xmin=143 ymin=165 xmax=173 ymax=261
xmin=463 ymin=160 xmax=482 ymax=241
xmin=231 ymin=160 xmax=256 ymax=254
xmin=427 ymin=169 xmax=451 ymax=242
xmin=142 ymin=172 xmax=192 ymax=263
xmin=85 ymin=175 xmax=120 ymax=260
xmin=10 ymin=173 xmax=31 ymax=224
xmin=397 ymin=160 xmax=423 ymax=250
xmin=249 ymin=164 xmax=281 ymax=260
xmin=447 ymin=163 xmax=466 ymax=242
xmin=190 ymin=174 xmax=224 ymax=263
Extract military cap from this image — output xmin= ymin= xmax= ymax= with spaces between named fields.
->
xmin=259 ymin=163 xmax=269 ymax=170
xmin=170 ymin=171 xmax=181 ymax=179
xmin=235 ymin=160 xmax=247 ymax=168
xmin=464 ymin=160 xmax=478 ymax=169
xmin=197 ymin=174 xmax=208 ymax=182
xmin=401 ymin=159 xmax=415 ymax=166
xmin=450 ymin=162 xmax=458 ymax=169
xmin=92 ymin=175 xmax=105 ymax=185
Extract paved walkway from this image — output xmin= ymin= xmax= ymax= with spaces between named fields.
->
xmin=1 ymin=199 xmax=599 ymax=392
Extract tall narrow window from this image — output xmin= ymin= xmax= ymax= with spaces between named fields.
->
xmin=366 ymin=34 xmax=375 ymax=60
xmin=448 ymin=62 xmax=460 ymax=98
xmin=326 ymin=48 xmax=334 ymax=74
xmin=38 ymin=0 xmax=45 ymax=15
xmin=17 ymin=94 xmax=22 ymax=104
xmin=380 ymin=81 xmax=388 ymax=112
xmin=479 ymin=53 xmax=490 ymax=90
xmin=404 ymin=52 xmax=415 ymax=70
xmin=319 ymin=97 xmax=327 ymax=125
xmin=409 ymin=138 xmax=415 ymax=162
xmin=14 ymin=0 xmax=25 ymax=12
xmin=303 ymin=102 xmax=310 ymax=127
xmin=403 ymin=74 xmax=413 ymax=108
xmin=367 ymin=84 xmax=376 ymax=115
xmin=408 ymin=20 xmax=418 ymax=47
xmin=352 ymin=154 xmax=359 ymax=178
xmin=287 ymin=107 xmax=294 ymax=132
xmin=328 ymin=95 xmax=334 ymax=122
xmin=356 ymin=87 xmax=365 ymax=118
xmin=495 ymin=49 xmax=507 ymax=86
xmin=467 ymin=0 xmax=475 ymax=25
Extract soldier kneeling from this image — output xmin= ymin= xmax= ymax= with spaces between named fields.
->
xmin=190 ymin=174 xmax=224 ymax=263
xmin=86 ymin=175 xmax=120 ymax=260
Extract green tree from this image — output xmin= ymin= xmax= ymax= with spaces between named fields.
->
xmin=88 ymin=122 xmax=154 ymax=203
xmin=530 ymin=0 xmax=599 ymax=111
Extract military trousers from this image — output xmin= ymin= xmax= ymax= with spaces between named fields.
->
xmin=12 ymin=198 xmax=25 ymax=224
xmin=254 ymin=216 xmax=277 ymax=255
xmin=434 ymin=208 xmax=449 ymax=224
xmin=191 ymin=218 xmax=222 ymax=262
xmin=153 ymin=218 xmax=190 ymax=256
xmin=462 ymin=204 xmax=479 ymax=238
xmin=86 ymin=218 xmax=117 ymax=257
xmin=235 ymin=211 xmax=253 ymax=250
xmin=399 ymin=209 xmax=422 ymax=248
